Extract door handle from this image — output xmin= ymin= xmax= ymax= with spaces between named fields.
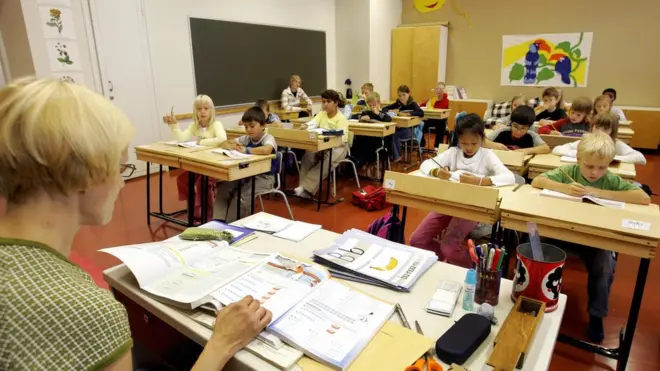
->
xmin=108 ymin=80 xmax=115 ymax=100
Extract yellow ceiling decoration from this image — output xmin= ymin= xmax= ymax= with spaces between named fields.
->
xmin=413 ymin=0 xmax=469 ymax=26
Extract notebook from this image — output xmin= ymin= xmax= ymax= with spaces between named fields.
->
xmin=539 ymin=189 xmax=625 ymax=209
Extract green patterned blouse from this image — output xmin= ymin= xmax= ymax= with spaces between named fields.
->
xmin=0 ymin=238 xmax=133 ymax=370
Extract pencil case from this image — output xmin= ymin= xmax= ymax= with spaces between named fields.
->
xmin=435 ymin=313 xmax=490 ymax=365
xmin=179 ymin=227 xmax=233 ymax=243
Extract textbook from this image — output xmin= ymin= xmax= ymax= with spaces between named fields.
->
xmin=244 ymin=214 xmax=321 ymax=242
xmin=164 ymin=140 xmax=204 ymax=149
xmin=539 ymin=188 xmax=625 ymax=209
xmin=312 ymin=229 xmax=437 ymax=292
xmin=211 ymin=148 xmax=254 ymax=159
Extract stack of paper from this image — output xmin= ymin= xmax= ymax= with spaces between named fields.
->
xmin=244 ymin=215 xmax=321 ymax=242
xmin=312 ymin=229 xmax=437 ymax=292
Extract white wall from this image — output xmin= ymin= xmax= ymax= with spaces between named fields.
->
xmin=145 ymin=0 xmax=336 ymax=133
xmin=335 ymin=0 xmax=370 ymax=95
xmin=368 ymin=0 xmax=401 ymax=101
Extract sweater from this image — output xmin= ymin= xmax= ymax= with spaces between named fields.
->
xmin=359 ymin=110 xmax=392 ymax=122
xmin=420 ymin=147 xmax=515 ymax=187
xmin=169 ymin=120 xmax=227 ymax=146
xmin=538 ymin=118 xmax=589 ymax=136
xmin=536 ymin=108 xmax=567 ymax=121
xmin=383 ymin=100 xmax=425 ymax=117
xmin=420 ymin=94 xmax=449 ymax=109
xmin=552 ymin=139 xmax=646 ymax=165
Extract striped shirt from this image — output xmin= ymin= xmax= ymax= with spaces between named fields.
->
xmin=280 ymin=87 xmax=313 ymax=112
xmin=0 ymin=239 xmax=133 ymax=370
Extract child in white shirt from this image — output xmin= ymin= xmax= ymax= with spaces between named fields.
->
xmin=411 ymin=114 xmax=515 ymax=267
xmin=602 ymin=88 xmax=627 ymax=121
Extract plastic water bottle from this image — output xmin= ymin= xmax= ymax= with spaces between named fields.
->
xmin=463 ymin=269 xmax=476 ymax=311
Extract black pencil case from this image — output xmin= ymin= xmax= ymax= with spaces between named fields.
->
xmin=435 ymin=313 xmax=490 ymax=365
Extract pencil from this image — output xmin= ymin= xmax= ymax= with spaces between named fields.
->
xmin=558 ymin=167 xmax=576 ymax=183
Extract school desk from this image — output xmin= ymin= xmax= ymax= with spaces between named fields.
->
xmin=620 ymin=106 xmax=660 ymax=149
xmin=527 ymin=154 xmax=636 ymax=180
xmin=421 ymin=108 xmax=451 ymax=120
xmin=617 ymin=126 xmax=634 ymax=144
xmin=436 ymin=145 xmax=532 ymax=174
xmin=393 ymin=116 xmax=423 ymax=170
xmin=104 ymin=211 xmax=566 ymax=371
xmin=500 ymin=185 xmax=660 ymax=370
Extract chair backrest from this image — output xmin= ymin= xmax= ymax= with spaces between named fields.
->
xmin=347 ymin=131 xmax=355 ymax=148
xmin=274 ymin=151 xmax=284 ymax=190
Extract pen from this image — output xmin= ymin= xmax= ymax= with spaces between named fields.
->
xmin=491 ymin=249 xmax=501 ymax=271
xmin=497 ymin=250 xmax=507 ymax=270
xmin=395 ymin=303 xmax=410 ymax=329
xmin=486 ymin=248 xmax=495 ymax=271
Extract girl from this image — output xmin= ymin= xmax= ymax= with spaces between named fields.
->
xmin=493 ymin=95 xmax=526 ymax=129
xmin=593 ymin=94 xmax=614 ymax=118
xmin=165 ymin=94 xmax=227 ymax=222
xmin=383 ymin=85 xmax=424 ymax=161
xmin=410 ymin=114 xmax=515 ymax=268
xmin=281 ymin=74 xmax=313 ymax=117
xmin=294 ymin=89 xmax=349 ymax=198
xmin=553 ymin=112 xmax=646 ymax=164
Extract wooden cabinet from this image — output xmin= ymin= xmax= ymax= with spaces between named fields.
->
xmin=622 ymin=107 xmax=660 ymax=149
xmin=448 ymin=99 xmax=493 ymax=131
xmin=391 ymin=25 xmax=448 ymax=103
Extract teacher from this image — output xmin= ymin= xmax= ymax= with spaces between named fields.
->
xmin=280 ymin=74 xmax=313 ymax=117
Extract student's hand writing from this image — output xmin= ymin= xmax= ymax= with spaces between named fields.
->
xmin=459 ymin=173 xmax=483 ymax=185
xmin=209 ymin=296 xmax=272 ymax=356
xmin=492 ymin=142 xmax=509 ymax=151
xmin=550 ymin=130 xmax=562 ymax=136
xmin=432 ymin=168 xmax=451 ymax=180
xmin=585 ymin=186 xmax=602 ymax=197
xmin=567 ymin=182 xmax=588 ymax=197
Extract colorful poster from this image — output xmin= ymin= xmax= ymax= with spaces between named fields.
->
xmin=501 ymin=32 xmax=593 ymax=87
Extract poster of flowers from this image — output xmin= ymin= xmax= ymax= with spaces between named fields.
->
xmin=501 ymin=32 xmax=593 ymax=87
xmin=47 ymin=40 xmax=80 ymax=71
xmin=39 ymin=6 xmax=76 ymax=39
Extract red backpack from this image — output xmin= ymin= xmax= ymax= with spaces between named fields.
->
xmin=352 ymin=185 xmax=390 ymax=211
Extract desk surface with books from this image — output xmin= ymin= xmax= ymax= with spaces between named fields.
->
xmin=103 ymin=212 xmax=566 ymax=371
xmin=227 ymin=127 xmax=343 ymax=153
xmin=527 ymin=154 xmax=636 ymax=180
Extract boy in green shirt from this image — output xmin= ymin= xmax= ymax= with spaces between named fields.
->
xmin=532 ymin=131 xmax=650 ymax=342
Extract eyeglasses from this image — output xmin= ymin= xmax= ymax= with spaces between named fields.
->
xmin=511 ymin=124 xmax=528 ymax=132
xmin=120 ymin=163 xmax=136 ymax=178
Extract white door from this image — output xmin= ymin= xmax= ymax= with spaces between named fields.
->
xmin=87 ymin=0 xmax=160 ymax=178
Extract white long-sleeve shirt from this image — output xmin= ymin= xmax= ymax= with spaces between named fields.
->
xmin=169 ymin=120 xmax=227 ymax=147
xmin=552 ymin=139 xmax=646 ymax=165
xmin=420 ymin=147 xmax=515 ymax=187
xmin=280 ymin=87 xmax=313 ymax=112
xmin=611 ymin=107 xmax=627 ymax=121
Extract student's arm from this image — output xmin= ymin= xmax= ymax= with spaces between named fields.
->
xmin=531 ymin=167 xmax=589 ymax=197
xmin=382 ymin=101 xmax=400 ymax=112
xmin=552 ymin=141 xmax=578 ymax=157
xmin=409 ymin=102 xmax=425 ymax=117
xmin=484 ymin=151 xmax=515 ymax=186
xmin=281 ymin=90 xmax=301 ymax=112
xmin=303 ymin=112 xmax=321 ymax=130
xmin=587 ymin=187 xmax=651 ymax=205
xmin=246 ymin=144 xmax=274 ymax=155
xmin=169 ymin=122 xmax=195 ymax=141
xmin=377 ymin=111 xmax=392 ymax=122
xmin=219 ymin=139 xmax=241 ymax=150
xmin=483 ymin=128 xmax=509 ymax=151
xmin=199 ymin=121 xmax=228 ymax=147
xmin=614 ymin=140 xmax=647 ymax=165
xmin=518 ymin=132 xmax=550 ymax=154
xmin=420 ymin=148 xmax=453 ymax=176
xmin=300 ymin=88 xmax=313 ymax=108
xmin=538 ymin=118 xmax=565 ymax=135
xmin=337 ymin=116 xmax=350 ymax=143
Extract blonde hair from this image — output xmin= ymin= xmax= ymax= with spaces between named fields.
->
xmin=366 ymin=92 xmax=381 ymax=104
xmin=578 ymin=131 xmax=616 ymax=161
xmin=193 ymin=94 xmax=216 ymax=128
xmin=361 ymin=83 xmax=374 ymax=92
xmin=511 ymin=94 xmax=526 ymax=105
xmin=592 ymin=112 xmax=619 ymax=141
xmin=290 ymin=75 xmax=302 ymax=84
xmin=593 ymin=95 xmax=612 ymax=115
xmin=0 ymin=77 xmax=134 ymax=202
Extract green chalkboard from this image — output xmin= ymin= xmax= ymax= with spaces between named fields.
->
xmin=189 ymin=17 xmax=327 ymax=107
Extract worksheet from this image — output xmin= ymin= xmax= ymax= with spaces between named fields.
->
xmin=270 ymin=279 xmax=394 ymax=370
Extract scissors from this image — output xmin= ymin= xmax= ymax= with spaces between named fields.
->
xmin=405 ymin=320 xmax=443 ymax=371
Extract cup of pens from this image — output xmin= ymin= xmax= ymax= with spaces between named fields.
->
xmin=468 ymin=239 xmax=504 ymax=307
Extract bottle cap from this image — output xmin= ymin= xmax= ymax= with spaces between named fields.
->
xmin=465 ymin=268 xmax=476 ymax=285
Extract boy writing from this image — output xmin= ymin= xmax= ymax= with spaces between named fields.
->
xmin=214 ymin=107 xmax=278 ymax=222
xmin=486 ymin=106 xmax=550 ymax=155
xmin=538 ymin=96 xmax=592 ymax=136
xmin=535 ymin=87 xmax=567 ymax=123
xmin=531 ymin=131 xmax=649 ymax=342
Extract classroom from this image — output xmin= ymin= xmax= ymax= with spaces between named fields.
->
xmin=1 ymin=0 xmax=659 ymax=370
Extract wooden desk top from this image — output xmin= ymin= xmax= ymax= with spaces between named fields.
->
xmin=348 ymin=122 xmax=397 ymax=138
xmin=500 ymin=185 xmax=660 ymax=258
xmin=421 ymin=108 xmax=451 ymax=120
xmin=135 ymin=142 xmax=213 ymax=167
xmin=178 ymin=150 xmax=274 ymax=181
xmin=435 ymin=145 xmax=529 ymax=172
xmin=527 ymin=154 xmax=636 ymax=180
xmin=104 ymin=212 xmax=566 ymax=371
xmin=393 ymin=116 xmax=422 ymax=128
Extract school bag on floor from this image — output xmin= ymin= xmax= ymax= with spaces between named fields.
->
xmin=366 ymin=205 xmax=403 ymax=244
xmin=351 ymin=185 xmax=390 ymax=211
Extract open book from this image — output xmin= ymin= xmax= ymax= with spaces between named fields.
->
xmin=312 ymin=229 xmax=437 ymax=292
xmin=244 ymin=214 xmax=321 ymax=242
xmin=540 ymin=189 xmax=625 ymax=209
xmin=165 ymin=140 xmax=204 ymax=149
xmin=212 ymin=148 xmax=253 ymax=159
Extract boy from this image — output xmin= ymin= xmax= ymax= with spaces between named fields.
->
xmin=538 ymin=96 xmax=592 ymax=136
xmin=356 ymin=83 xmax=374 ymax=106
xmin=602 ymin=88 xmax=627 ymax=121
xmin=531 ymin=131 xmax=650 ymax=342
xmin=485 ymin=106 xmax=550 ymax=154
xmin=535 ymin=87 xmax=567 ymax=123
xmin=215 ymin=107 xmax=278 ymax=222
xmin=255 ymin=99 xmax=282 ymax=127
xmin=359 ymin=92 xmax=392 ymax=122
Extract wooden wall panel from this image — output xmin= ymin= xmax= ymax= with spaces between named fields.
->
xmin=390 ymin=27 xmax=414 ymax=101
xmin=623 ymin=109 xmax=660 ymax=150
xmin=411 ymin=26 xmax=440 ymax=103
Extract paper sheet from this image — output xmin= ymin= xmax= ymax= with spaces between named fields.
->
xmin=274 ymin=221 xmax=322 ymax=242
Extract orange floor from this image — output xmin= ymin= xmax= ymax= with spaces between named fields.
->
xmin=5 ymin=146 xmax=658 ymax=371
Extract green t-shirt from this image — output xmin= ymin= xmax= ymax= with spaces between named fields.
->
xmin=0 ymin=238 xmax=133 ymax=370
xmin=540 ymin=164 xmax=640 ymax=191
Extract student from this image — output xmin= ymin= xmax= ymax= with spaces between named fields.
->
xmin=592 ymin=95 xmax=612 ymax=117
xmin=281 ymin=74 xmax=313 ymax=117
xmin=532 ymin=131 xmax=649 ymax=342
xmin=486 ymin=106 xmax=550 ymax=155
xmin=494 ymin=95 xmax=526 ymax=129
xmin=351 ymin=93 xmax=393 ymax=168
xmin=538 ymin=96 xmax=592 ymax=136
xmin=383 ymin=85 xmax=425 ymax=161
xmin=214 ymin=107 xmax=278 ymax=222
xmin=410 ymin=114 xmax=515 ymax=267
xmin=356 ymin=83 xmax=374 ymax=106
xmin=602 ymin=88 xmax=627 ymax=121
xmin=0 ymin=77 xmax=271 ymax=370
xmin=165 ymin=94 xmax=227 ymax=222
xmin=553 ymin=112 xmax=646 ymax=164
xmin=420 ymin=81 xmax=450 ymax=148
xmin=255 ymin=99 xmax=282 ymax=127
xmin=338 ymin=91 xmax=353 ymax=119
xmin=359 ymin=92 xmax=393 ymax=122
xmin=535 ymin=87 xmax=567 ymax=123
xmin=294 ymin=89 xmax=349 ymax=198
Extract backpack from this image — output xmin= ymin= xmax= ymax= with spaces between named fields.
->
xmin=366 ymin=206 xmax=404 ymax=243
xmin=352 ymin=185 xmax=389 ymax=211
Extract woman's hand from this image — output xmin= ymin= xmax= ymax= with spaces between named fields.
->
xmin=208 ymin=296 xmax=272 ymax=356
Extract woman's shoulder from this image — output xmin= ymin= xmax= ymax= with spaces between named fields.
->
xmin=1 ymin=241 xmax=132 ymax=369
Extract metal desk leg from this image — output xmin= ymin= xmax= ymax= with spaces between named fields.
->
xmin=325 ymin=149 xmax=333 ymax=203
xmin=158 ymin=165 xmax=164 ymax=213
xmin=236 ymin=178 xmax=242 ymax=222
xmin=146 ymin=162 xmax=151 ymax=225
xmin=282 ymin=147 xmax=289 ymax=191
xmin=317 ymin=150 xmax=325 ymax=212
xmin=618 ymin=258 xmax=650 ymax=370
xmin=251 ymin=176 xmax=256 ymax=215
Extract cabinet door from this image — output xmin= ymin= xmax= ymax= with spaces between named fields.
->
xmin=624 ymin=109 xmax=660 ymax=149
xmin=390 ymin=27 xmax=414 ymax=101
xmin=411 ymin=26 xmax=441 ymax=103
xmin=448 ymin=101 xmax=489 ymax=131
